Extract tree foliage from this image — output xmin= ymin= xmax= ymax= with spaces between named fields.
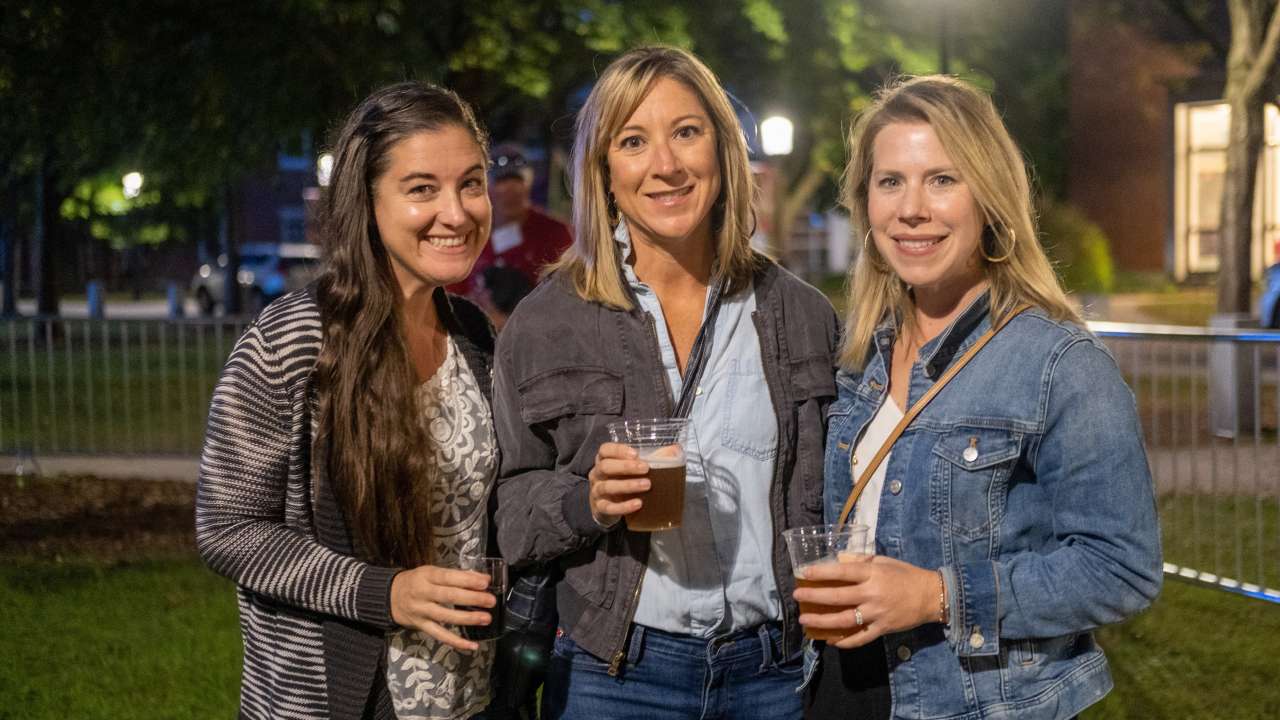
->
xmin=0 ymin=0 xmax=1076 ymax=310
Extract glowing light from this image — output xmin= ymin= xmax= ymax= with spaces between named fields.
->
xmin=761 ymin=116 xmax=794 ymax=156
xmin=122 ymin=172 xmax=144 ymax=199
xmin=317 ymin=153 xmax=334 ymax=187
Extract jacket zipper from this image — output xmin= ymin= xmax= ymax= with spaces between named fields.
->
xmin=608 ymin=569 xmax=647 ymax=675
xmin=752 ymin=307 xmax=793 ymax=658
xmin=607 ymin=312 xmax=669 ymax=676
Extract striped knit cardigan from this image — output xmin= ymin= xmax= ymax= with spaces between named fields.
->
xmin=195 ymin=286 xmax=495 ymax=720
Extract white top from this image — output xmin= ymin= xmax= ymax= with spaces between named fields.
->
xmin=849 ymin=396 xmax=904 ymax=543
xmin=385 ymin=336 xmax=497 ymax=720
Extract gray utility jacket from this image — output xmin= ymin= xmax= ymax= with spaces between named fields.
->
xmin=492 ymin=260 xmax=839 ymax=672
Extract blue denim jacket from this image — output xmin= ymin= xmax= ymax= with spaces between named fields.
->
xmin=820 ymin=294 xmax=1162 ymax=720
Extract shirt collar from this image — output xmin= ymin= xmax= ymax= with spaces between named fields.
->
xmin=614 ymin=223 xmax=644 ymax=290
xmin=871 ymin=289 xmax=993 ymax=381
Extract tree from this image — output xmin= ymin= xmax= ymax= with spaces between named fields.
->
xmin=1218 ymin=0 xmax=1280 ymax=315
xmin=686 ymin=0 xmax=1067 ymax=267
xmin=1159 ymin=0 xmax=1280 ymax=313
xmin=0 ymin=0 xmax=696 ymax=314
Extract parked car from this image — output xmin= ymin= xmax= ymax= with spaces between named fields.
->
xmin=191 ymin=242 xmax=322 ymax=316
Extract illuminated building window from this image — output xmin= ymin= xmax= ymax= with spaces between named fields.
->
xmin=1173 ymin=102 xmax=1279 ymax=278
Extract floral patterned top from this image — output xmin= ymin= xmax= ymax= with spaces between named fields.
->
xmin=386 ymin=335 xmax=498 ymax=720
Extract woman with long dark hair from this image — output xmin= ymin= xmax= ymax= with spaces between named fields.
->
xmin=197 ymin=82 xmax=505 ymax=720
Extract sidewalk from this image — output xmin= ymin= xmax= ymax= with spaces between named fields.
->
xmin=1 ymin=454 xmax=199 ymax=482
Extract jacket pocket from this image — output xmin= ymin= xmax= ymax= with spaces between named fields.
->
xmin=929 ymin=428 xmax=1021 ymax=541
xmin=790 ymin=355 xmax=838 ymax=405
xmin=516 ymin=366 xmax=624 ymax=425
xmin=791 ymin=355 xmax=838 ymax=514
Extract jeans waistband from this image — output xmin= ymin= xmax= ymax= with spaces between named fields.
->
xmin=626 ymin=622 xmax=788 ymax=671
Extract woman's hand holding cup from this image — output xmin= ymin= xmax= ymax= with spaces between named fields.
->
xmin=390 ymin=564 xmax=496 ymax=652
xmin=587 ymin=441 xmax=651 ymax=527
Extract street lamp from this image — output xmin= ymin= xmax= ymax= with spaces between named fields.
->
xmin=759 ymin=115 xmax=796 ymax=264
xmin=316 ymin=153 xmax=334 ymax=187
xmin=761 ymin=116 xmax=794 ymax=157
xmin=122 ymin=171 xmax=144 ymax=199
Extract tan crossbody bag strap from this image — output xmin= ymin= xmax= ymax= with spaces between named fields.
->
xmin=837 ymin=304 xmax=1031 ymax=526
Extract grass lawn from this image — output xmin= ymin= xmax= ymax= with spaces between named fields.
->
xmin=1159 ymin=494 xmax=1280 ymax=591
xmin=1087 ymin=579 xmax=1280 ymax=719
xmin=2 ymin=558 xmax=1277 ymax=719
xmin=3 ymin=475 xmax=1280 ymax=718
xmin=0 ymin=558 xmax=242 ymax=719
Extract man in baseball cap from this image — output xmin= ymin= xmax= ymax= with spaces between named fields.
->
xmin=452 ymin=143 xmax=572 ymax=328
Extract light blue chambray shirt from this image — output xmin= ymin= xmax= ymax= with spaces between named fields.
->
xmin=616 ymin=224 xmax=782 ymax=636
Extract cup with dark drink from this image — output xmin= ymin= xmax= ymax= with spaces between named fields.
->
xmin=459 ymin=556 xmax=508 ymax=642
xmin=606 ymin=418 xmax=691 ymax=532
xmin=783 ymin=523 xmax=871 ymax=642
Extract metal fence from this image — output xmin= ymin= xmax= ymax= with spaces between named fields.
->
xmin=0 ymin=317 xmax=248 ymax=457
xmin=1093 ymin=321 xmax=1280 ymax=604
xmin=2 ymin=314 xmax=1279 ymax=601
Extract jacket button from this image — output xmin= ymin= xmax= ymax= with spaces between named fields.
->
xmin=889 ymin=480 xmax=902 ymax=495
xmin=896 ymin=645 xmax=911 ymax=661
xmin=969 ymin=631 xmax=985 ymax=648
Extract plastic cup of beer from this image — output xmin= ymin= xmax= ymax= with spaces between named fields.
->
xmin=458 ymin=555 xmax=508 ymax=642
xmin=783 ymin=523 xmax=871 ymax=641
xmin=606 ymin=418 xmax=691 ymax=531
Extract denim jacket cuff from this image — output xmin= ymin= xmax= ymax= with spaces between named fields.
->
xmin=951 ymin=560 xmax=1000 ymax=657
xmin=561 ymin=479 xmax=609 ymax=539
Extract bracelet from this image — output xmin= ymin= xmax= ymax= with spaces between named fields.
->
xmin=936 ymin=570 xmax=950 ymax=625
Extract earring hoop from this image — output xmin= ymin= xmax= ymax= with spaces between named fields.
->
xmin=982 ymin=227 xmax=1015 ymax=264
xmin=862 ymin=228 xmax=890 ymax=271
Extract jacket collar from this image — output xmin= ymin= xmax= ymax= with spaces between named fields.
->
xmin=871 ymin=290 xmax=992 ymax=381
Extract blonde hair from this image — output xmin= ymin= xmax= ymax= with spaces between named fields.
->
xmin=554 ymin=45 xmax=764 ymax=309
xmin=838 ymin=75 xmax=1080 ymax=370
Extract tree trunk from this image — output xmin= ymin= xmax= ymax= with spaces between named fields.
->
xmin=32 ymin=155 xmax=60 ymax=317
xmin=770 ymin=158 xmax=829 ymax=269
xmin=0 ymin=214 xmax=14 ymax=317
xmin=221 ymin=184 xmax=241 ymax=316
xmin=1217 ymin=0 xmax=1280 ymax=314
xmin=1216 ymin=91 xmax=1264 ymax=313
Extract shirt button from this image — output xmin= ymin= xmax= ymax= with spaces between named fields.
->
xmin=896 ymin=645 xmax=912 ymax=661
xmin=695 ymin=386 xmax=704 ymax=396
xmin=962 ymin=446 xmax=979 ymax=463
xmin=969 ymin=631 xmax=985 ymax=648
xmin=889 ymin=480 xmax=902 ymax=495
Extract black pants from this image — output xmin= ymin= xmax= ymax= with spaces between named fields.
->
xmin=803 ymin=641 xmax=1082 ymax=720
xmin=804 ymin=641 xmax=892 ymax=720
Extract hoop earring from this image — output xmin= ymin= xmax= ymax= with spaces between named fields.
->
xmin=862 ymin=228 xmax=890 ymax=271
xmin=982 ymin=227 xmax=1015 ymax=264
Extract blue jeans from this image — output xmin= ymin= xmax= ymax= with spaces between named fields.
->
xmin=542 ymin=623 xmax=803 ymax=720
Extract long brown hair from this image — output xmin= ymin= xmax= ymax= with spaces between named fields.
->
xmin=552 ymin=45 xmax=764 ymax=309
xmin=839 ymin=76 xmax=1079 ymax=370
xmin=314 ymin=81 xmax=488 ymax=567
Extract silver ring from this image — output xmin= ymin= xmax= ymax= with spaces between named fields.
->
xmin=854 ymin=607 xmax=864 ymax=627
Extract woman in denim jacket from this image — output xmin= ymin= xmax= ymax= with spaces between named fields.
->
xmin=794 ymin=76 xmax=1162 ymax=720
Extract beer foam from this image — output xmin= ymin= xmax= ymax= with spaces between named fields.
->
xmin=640 ymin=446 xmax=685 ymax=467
